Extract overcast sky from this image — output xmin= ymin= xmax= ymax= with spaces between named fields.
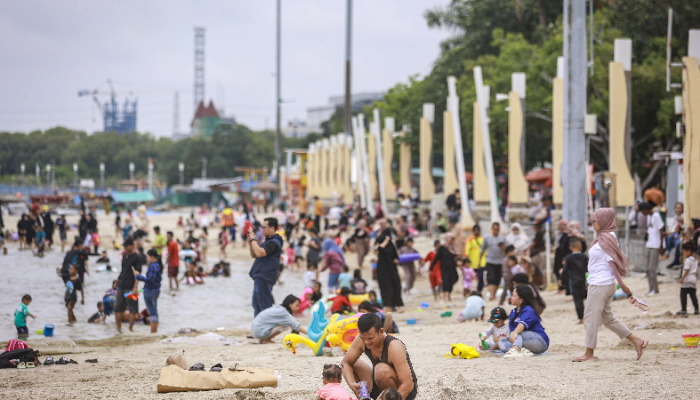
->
xmin=0 ymin=1 xmax=450 ymax=137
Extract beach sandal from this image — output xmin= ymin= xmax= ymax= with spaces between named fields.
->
xmin=68 ymin=359 xmax=78 ymax=364
xmin=521 ymin=348 xmax=534 ymax=357
xmin=503 ymin=348 xmax=523 ymax=358
xmin=188 ymin=363 xmax=205 ymax=371
xmin=26 ymin=362 xmax=35 ymax=368
xmin=677 ymin=310 xmax=688 ymax=316
xmin=636 ymin=340 xmax=649 ymax=361
xmin=56 ymin=357 xmax=69 ymax=365
xmin=85 ymin=359 xmax=98 ymax=363
xmin=44 ymin=357 xmax=55 ymax=365
xmin=17 ymin=362 xmax=27 ymax=369
xmin=210 ymin=363 xmax=222 ymax=372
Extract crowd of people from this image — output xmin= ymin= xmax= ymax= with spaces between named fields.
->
xmin=7 ymin=183 xmax=700 ymax=400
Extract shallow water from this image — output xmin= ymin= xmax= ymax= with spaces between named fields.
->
xmin=1 ymin=245 xmax=306 ymax=342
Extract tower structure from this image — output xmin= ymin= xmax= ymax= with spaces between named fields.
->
xmin=194 ymin=27 xmax=206 ymax=111
xmin=173 ymin=91 xmax=180 ymax=136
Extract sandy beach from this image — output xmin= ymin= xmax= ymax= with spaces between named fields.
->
xmin=2 ymin=211 xmax=700 ymax=399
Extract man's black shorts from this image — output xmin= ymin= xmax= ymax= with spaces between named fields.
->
xmin=486 ymin=263 xmax=502 ymax=286
xmin=115 ymin=287 xmax=139 ymax=313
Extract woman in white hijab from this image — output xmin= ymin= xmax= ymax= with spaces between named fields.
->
xmin=507 ymin=223 xmax=532 ymax=256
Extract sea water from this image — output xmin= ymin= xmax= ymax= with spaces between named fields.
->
xmin=0 ymin=246 xmax=306 ymax=341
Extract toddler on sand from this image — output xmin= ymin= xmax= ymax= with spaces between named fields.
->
xmin=378 ymin=388 xmax=402 ymax=400
xmin=317 ymin=364 xmax=353 ymax=400
xmin=460 ymin=258 xmax=476 ymax=298
xmin=478 ymin=307 xmax=510 ymax=350
xmin=14 ymin=294 xmax=36 ymax=338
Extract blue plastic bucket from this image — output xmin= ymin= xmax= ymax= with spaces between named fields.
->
xmin=43 ymin=324 xmax=55 ymax=337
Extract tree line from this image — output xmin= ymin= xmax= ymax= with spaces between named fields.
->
xmin=0 ymin=123 xmax=314 ymax=188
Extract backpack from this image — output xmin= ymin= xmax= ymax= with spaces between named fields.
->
xmin=0 ymin=348 xmax=40 ymax=369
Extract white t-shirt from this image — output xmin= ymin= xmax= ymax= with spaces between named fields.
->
xmin=304 ymin=270 xmax=316 ymax=288
xmin=481 ymin=324 xmax=510 ymax=341
xmin=399 ymin=198 xmax=412 ymax=216
xmin=682 ymin=256 xmax=698 ymax=289
xmin=646 ymin=211 xmax=664 ymax=249
xmin=328 ymin=206 xmax=342 ymax=220
xmin=587 ymin=233 xmax=617 ymax=286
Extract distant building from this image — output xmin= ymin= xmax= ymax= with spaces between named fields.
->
xmin=104 ymin=98 xmax=138 ymax=134
xmin=306 ymin=105 xmax=336 ymax=131
xmin=282 ymin=119 xmax=317 ymax=139
xmin=191 ymin=100 xmax=220 ymax=139
xmin=328 ymin=92 xmax=383 ymax=109
xmin=305 ymin=92 xmax=383 ymax=132
xmin=172 ymin=132 xmax=192 ymax=142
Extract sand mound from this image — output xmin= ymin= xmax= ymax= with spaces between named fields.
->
xmin=632 ymin=321 xmax=688 ymax=330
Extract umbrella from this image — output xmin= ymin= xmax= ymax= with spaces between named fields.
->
xmin=524 ymin=168 xmax=552 ymax=183
xmin=252 ymin=181 xmax=280 ymax=192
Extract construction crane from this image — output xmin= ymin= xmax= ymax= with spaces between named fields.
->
xmin=78 ymin=79 xmax=138 ymax=134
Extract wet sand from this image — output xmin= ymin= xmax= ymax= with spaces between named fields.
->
xmin=1 ymin=211 xmax=699 ymax=399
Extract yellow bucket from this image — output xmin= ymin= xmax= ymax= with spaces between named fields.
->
xmin=682 ymin=334 xmax=700 ymax=348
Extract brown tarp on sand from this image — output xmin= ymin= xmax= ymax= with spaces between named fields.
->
xmin=157 ymin=365 xmax=280 ymax=393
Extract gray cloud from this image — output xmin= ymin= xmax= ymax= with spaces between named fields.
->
xmin=0 ymin=0 xmax=448 ymax=136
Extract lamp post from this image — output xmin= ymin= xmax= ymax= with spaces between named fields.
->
xmin=46 ymin=164 xmax=51 ymax=187
xmin=21 ymin=163 xmax=25 ymax=186
xmin=201 ymin=157 xmax=207 ymax=179
xmin=129 ymin=162 xmax=135 ymax=180
xmin=100 ymin=163 xmax=105 ymax=188
xmin=73 ymin=163 xmax=78 ymax=187
xmin=148 ymin=159 xmax=154 ymax=193
xmin=36 ymin=164 xmax=40 ymax=181
xmin=179 ymin=162 xmax=184 ymax=185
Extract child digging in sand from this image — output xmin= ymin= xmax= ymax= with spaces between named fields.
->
xmin=478 ymin=307 xmax=509 ymax=350
xmin=317 ymin=364 xmax=353 ymax=400
xmin=458 ymin=290 xmax=485 ymax=322
xmin=378 ymin=388 xmax=402 ymax=400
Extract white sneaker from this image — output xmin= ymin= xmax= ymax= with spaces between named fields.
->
xmin=645 ymin=291 xmax=658 ymax=297
xmin=504 ymin=349 xmax=523 ymax=358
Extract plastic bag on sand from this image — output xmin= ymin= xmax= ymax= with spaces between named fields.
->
xmin=632 ymin=297 xmax=649 ymax=315
xmin=166 ymin=350 xmax=188 ymax=370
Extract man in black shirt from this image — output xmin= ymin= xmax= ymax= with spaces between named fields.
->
xmin=248 ymin=218 xmax=284 ymax=316
xmin=116 ymin=238 xmax=143 ymax=333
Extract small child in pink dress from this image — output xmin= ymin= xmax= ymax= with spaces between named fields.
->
xmin=460 ymin=258 xmax=477 ymax=299
xmin=286 ymin=245 xmax=295 ymax=269
xmin=317 ymin=364 xmax=355 ymax=400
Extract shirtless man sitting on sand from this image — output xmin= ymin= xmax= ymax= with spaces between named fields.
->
xmin=341 ymin=313 xmax=417 ymax=400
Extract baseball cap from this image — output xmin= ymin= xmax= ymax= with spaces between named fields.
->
xmin=487 ymin=307 xmax=507 ymax=323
